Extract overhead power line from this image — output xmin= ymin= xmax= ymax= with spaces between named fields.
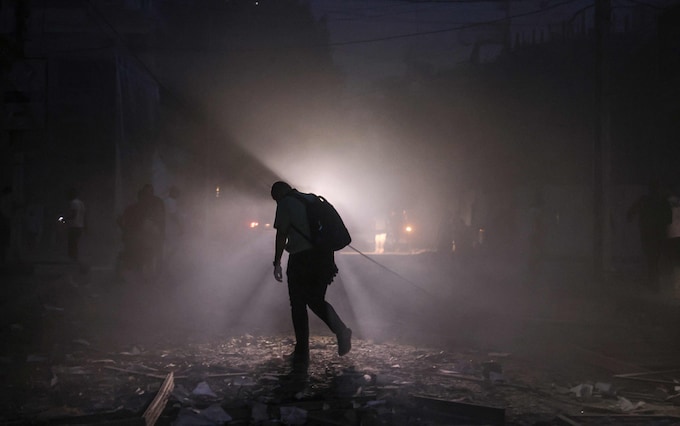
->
xmin=329 ymin=0 xmax=583 ymax=46
xmin=618 ymin=0 xmax=669 ymax=10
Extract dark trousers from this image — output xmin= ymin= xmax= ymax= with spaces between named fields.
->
xmin=67 ymin=227 xmax=82 ymax=261
xmin=287 ymin=249 xmax=345 ymax=354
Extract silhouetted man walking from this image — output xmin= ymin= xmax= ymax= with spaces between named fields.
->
xmin=271 ymin=181 xmax=352 ymax=372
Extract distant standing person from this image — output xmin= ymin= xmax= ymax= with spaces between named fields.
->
xmin=65 ymin=188 xmax=86 ymax=262
xmin=271 ymin=181 xmax=352 ymax=373
xmin=139 ymin=184 xmax=165 ymax=275
xmin=163 ymin=185 xmax=184 ymax=264
xmin=627 ymin=180 xmax=672 ymax=291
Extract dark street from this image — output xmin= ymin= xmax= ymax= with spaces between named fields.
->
xmin=2 ymin=234 xmax=680 ymax=424
xmin=2 ymin=0 xmax=680 ymax=424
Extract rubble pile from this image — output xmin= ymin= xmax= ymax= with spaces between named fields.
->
xmin=3 ymin=330 xmax=680 ymax=425
xmin=3 ymin=270 xmax=680 ymax=424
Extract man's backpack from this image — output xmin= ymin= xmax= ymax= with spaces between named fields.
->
xmin=290 ymin=193 xmax=351 ymax=251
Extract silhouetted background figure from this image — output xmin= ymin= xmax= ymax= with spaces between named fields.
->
xmin=627 ymin=180 xmax=672 ymax=292
xmin=386 ymin=209 xmax=407 ymax=252
xmin=436 ymin=209 xmax=454 ymax=255
xmin=163 ymin=185 xmax=184 ymax=265
xmin=65 ymin=188 xmax=86 ymax=262
xmin=271 ymin=181 xmax=352 ymax=372
xmin=452 ymin=217 xmax=473 ymax=258
xmin=139 ymin=184 xmax=165 ymax=277
xmin=374 ymin=215 xmax=387 ymax=254
xmin=117 ymin=190 xmax=149 ymax=275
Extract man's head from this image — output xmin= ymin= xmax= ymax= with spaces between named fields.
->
xmin=271 ymin=181 xmax=293 ymax=202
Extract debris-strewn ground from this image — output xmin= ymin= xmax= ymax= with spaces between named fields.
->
xmin=2 ymin=257 xmax=680 ymax=425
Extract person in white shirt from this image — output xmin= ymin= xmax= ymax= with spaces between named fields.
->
xmin=271 ymin=181 xmax=352 ymax=373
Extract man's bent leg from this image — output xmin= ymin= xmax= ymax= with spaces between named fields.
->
xmin=288 ymin=278 xmax=310 ymax=369
xmin=307 ymin=285 xmax=351 ymax=356
xmin=307 ymin=297 xmax=346 ymax=335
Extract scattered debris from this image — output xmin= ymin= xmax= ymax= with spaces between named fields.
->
xmin=142 ymin=371 xmax=174 ymax=426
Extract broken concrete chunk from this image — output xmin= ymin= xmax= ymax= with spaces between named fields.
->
xmin=280 ymin=406 xmax=307 ymax=425
xmin=617 ymin=396 xmax=645 ymax=412
xmin=191 ymin=381 xmax=218 ymax=398
xmin=201 ymin=404 xmax=232 ymax=423
xmin=595 ymin=382 xmax=614 ymax=396
xmin=570 ymin=383 xmax=593 ymax=398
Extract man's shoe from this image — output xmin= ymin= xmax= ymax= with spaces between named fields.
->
xmin=337 ymin=328 xmax=352 ymax=356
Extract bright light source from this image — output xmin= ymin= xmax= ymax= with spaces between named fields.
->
xmin=405 ymin=225 xmax=413 ymax=233
xmin=249 ymin=221 xmax=259 ymax=228
xmin=216 ymin=186 xmax=221 ymax=198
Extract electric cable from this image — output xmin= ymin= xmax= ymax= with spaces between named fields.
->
xmin=328 ymin=0 xmax=584 ymax=46
xmin=347 ymin=244 xmax=437 ymax=299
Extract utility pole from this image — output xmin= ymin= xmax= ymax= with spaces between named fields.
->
xmin=593 ymin=0 xmax=612 ymax=285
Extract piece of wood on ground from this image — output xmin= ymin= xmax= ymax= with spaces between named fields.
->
xmin=438 ymin=369 xmax=485 ymax=383
xmin=612 ymin=375 xmax=680 ymax=386
xmin=104 ymin=366 xmax=168 ymax=380
xmin=142 ymin=371 xmax=174 ymax=426
xmin=411 ymin=394 xmax=505 ymax=425
xmin=570 ymin=346 xmax=652 ymax=374
xmin=613 ymin=368 xmax=680 ymax=386
xmin=615 ymin=369 xmax=680 ymax=378
xmin=555 ymin=414 xmax=582 ymax=426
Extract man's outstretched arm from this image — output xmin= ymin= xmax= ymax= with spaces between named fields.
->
xmin=273 ymin=229 xmax=287 ymax=282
